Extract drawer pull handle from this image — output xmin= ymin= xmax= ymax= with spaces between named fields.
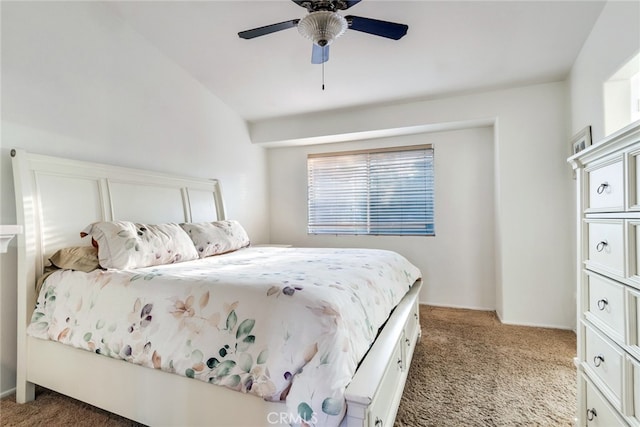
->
xmin=596 ymin=241 xmax=608 ymax=252
xmin=374 ymin=417 xmax=383 ymax=427
xmin=597 ymin=298 xmax=608 ymax=310
xmin=397 ymin=358 xmax=403 ymax=370
xmin=596 ymin=182 xmax=609 ymax=194
xmin=405 ymin=337 xmax=411 ymax=347
xmin=593 ymin=354 xmax=605 ymax=367
xmin=586 ymin=408 xmax=597 ymax=421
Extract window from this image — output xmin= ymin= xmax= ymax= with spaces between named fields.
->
xmin=307 ymin=145 xmax=435 ymax=236
xmin=604 ymin=51 xmax=640 ymax=135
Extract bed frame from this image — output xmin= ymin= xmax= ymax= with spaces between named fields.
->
xmin=11 ymin=149 xmax=422 ymax=427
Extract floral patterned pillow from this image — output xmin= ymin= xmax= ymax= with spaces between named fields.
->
xmin=81 ymin=221 xmax=199 ymax=269
xmin=179 ymin=220 xmax=250 ymax=258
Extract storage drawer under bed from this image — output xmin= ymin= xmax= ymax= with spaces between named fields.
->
xmin=366 ymin=333 xmax=405 ymax=427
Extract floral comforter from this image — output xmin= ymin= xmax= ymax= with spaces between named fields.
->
xmin=28 ymin=247 xmax=421 ymax=426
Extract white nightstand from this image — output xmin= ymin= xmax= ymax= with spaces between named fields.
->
xmin=0 ymin=225 xmax=22 ymax=253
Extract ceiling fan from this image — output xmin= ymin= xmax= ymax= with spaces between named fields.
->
xmin=238 ymin=0 xmax=408 ymax=64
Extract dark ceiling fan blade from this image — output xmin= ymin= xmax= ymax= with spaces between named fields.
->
xmin=311 ymin=44 xmax=330 ymax=64
xmin=345 ymin=15 xmax=408 ymax=40
xmin=238 ymin=19 xmax=300 ymax=39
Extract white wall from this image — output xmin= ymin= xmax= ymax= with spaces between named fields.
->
xmin=0 ymin=2 xmax=268 ymax=396
xmin=569 ymin=0 xmax=640 ymax=140
xmin=256 ymin=81 xmax=574 ymax=330
xmin=269 ymin=127 xmax=496 ymax=310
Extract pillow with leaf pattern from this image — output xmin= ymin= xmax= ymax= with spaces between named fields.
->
xmin=179 ymin=220 xmax=250 ymax=258
xmin=81 ymin=221 xmax=199 ymax=269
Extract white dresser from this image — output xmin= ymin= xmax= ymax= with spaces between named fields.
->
xmin=569 ymin=121 xmax=640 ymax=427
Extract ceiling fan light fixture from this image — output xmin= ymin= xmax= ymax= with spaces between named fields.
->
xmin=298 ymin=11 xmax=347 ymax=47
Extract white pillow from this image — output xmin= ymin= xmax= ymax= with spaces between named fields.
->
xmin=179 ymin=220 xmax=250 ymax=258
xmin=81 ymin=221 xmax=199 ymax=269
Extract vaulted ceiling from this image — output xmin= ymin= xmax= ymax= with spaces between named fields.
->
xmin=110 ymin=1 xmax=606 ymax=122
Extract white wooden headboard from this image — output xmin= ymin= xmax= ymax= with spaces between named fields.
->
xmin=11 ymin=148 xmax=226 ymax=299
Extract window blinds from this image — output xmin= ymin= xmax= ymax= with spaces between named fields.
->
xmin=307 ymin=145 xmax=435 ymax=236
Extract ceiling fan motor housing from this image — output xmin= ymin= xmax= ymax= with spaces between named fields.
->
xmin=296 ymin=1 xmax=353 ymax=12
xmin=298 ymin=10 xmax=348 ymax=46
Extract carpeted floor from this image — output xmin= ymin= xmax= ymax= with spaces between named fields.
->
xmin=395 ymin=305 xmax=576 ymax=427
xmin=0 ymin=305 xmax=576 ymax=426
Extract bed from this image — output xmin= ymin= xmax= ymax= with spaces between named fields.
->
xmin=11 ymin=148 xmax=423 ymax=427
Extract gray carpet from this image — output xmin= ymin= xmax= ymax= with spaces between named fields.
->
xmin=1 ymin=305 xmax=576 ymax=426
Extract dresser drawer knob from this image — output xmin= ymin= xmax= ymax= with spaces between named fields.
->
xmin=405 ymin=337 xmax=411 ymax=347
xmin=374 ymin=417 xmax=383 ymax=427
xmin=586 ymin=408 xmax=597 ymax=421
xmin=596 ymin=241 xmax=608 ymax=252
xmin=596 ymin=182 xmax=609 ymax=194
xmin=597 ymin=298 xmax=608 ymax=310
xmin=593 ymin=354 xmax=605 ymax=367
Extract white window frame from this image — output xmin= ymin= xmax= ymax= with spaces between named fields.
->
xmin=307 ymin=145 xmax=435 ymax=236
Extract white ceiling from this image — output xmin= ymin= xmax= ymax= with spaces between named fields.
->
xmin=110 ymin=0 xmax=606 ymax=122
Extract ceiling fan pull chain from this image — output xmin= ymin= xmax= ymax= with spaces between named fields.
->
xmin=322 ymin=53 xmax=325 ymax=90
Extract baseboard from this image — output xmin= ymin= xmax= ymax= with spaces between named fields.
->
xmin=421 ymin=302 xmax=576 ymax=332
xmin=1 ymin=387 xmax=16 ymax=399
xmin=419 ymin=301 xmax=495 ymax=312
xmin=493 ymin=307 xmax=575 ymax=330
xmin=497 ymin=317 xmax=575 ymax=331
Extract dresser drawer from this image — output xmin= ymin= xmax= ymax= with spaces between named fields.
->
xmin=627 ymin=220 xmax=640 ymax=289
xmin=585 ymin=325 xmax=624 ymax=405
xmin=586 ymin=158 xmax=625 ymax=212
xmin=583 ymin=374 xmax=628 ymax=427
xmin=628 ymin=148 xmax=640 ymax=212
xmin=585 ymin=272 xmax=626 ymax=343
xmin=585 ymin=219 xmax=625 ymax=278
xmin=630 ymin=288 xmax=640 ymax=360
xmin=628 ymin=356 xmax=640 ymax=426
